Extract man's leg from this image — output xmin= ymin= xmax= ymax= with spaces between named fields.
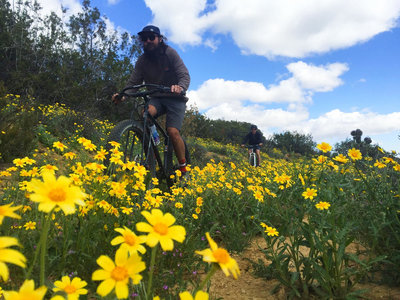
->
xmin=255 ymin=149 xmax=261 ymax=166
xmin=164 ymin=98 xmax=187 ymax=173
xmin=148 ymin=104 xmax=157 ymax=117
xmin=167 ymin=127 xmax=187 ymax=173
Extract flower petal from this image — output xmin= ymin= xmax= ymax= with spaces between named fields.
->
xmin=96 ymin=255 xmax=115 ymax=272
xmin=115 ymin=280 xmax=129 ymax=299
xmin=168 ymin=225 xmax=186 ymax=243
xmin=159 ymin=237 xmax=174 ymax=251
xmin=136 ymin=222 xmax=153 ymax=233
xmin=92 ymin=269 xmax=110 ymax=281
xmin=96 ymin=278 xmax=115 ymax=297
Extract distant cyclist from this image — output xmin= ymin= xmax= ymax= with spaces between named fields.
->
xmin=241 ymin=125 xmax=263 ymax=166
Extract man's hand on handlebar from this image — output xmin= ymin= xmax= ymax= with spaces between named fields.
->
xmin=171 ymin=85 xmax=183 ymax=94
xmin=111 ymin=93 xmax=126 ymax=104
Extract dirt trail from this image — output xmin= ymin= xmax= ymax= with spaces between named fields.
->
xmin=205 ymin=237 xmax=400 ymax=300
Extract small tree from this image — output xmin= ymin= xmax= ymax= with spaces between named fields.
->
xmin=268 ymin=131 xmax=316 ymax=156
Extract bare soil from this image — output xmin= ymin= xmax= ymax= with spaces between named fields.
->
xmin=205 ymin=237 xmax=400 ymax=300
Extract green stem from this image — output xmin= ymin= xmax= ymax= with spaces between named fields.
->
xmin=39 ymin=213 xmax=52 ymax=285
xmin=146 ymin=245 xmax=158 ymax=299
xmin=196 ymin=264 xmax=218 ymax=293
xmin=26 ymin=214 xmax=45 ymax=279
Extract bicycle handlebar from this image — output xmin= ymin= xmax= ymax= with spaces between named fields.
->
xmin=116 ymin=84 xmax=185 ymax=101
xmin=244 ymin=145 xmax=261 ymax=149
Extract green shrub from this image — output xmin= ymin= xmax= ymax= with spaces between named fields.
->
xmin=0 ymin=95 xmax=39 ymax=162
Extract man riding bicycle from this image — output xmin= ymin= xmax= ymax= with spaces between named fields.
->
xmin=112 ymin=25 xmax=190 ymax=174
xmin=241 ymin=125 xmax=263 ymax=167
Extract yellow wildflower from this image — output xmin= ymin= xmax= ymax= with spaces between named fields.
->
xmin=374 ymin=160 xmax=386 ymax=169
xmin=53 ymin=276 xmax=88 ymax=300
xmin=317 ymin=142 xmax=332 ymax=153
xmin=23 ymin=221 xmax=36 ymax=230
xmin=348 ymin=148 xmax=362 ymax=161
xmin=0 ymin=203 xmax=21 ymax=225
xmin=64 ymin=152 xmax=77 ymax=160
xmin=3 ymin=280 xmax=47 ymax=300
xmin=92 ymin=248 xmax=145 ymax=299
xmin=53 ymin=141 xmax=68 ymax=152
xmin=302 ymin=188 xmax=318 ymax=200
xmin=27 ymin=169 xmax=86 ymax=215
xmin=111 ymin=226 xmax=147 ymax=255
xmin=136 ymin=209 xmax=186 ymax=251
xmin=315 ymin=201 xmax=331 ymax=210
xmin=0 ymin=237 xmax=27 ymax=281
xmin=196 ymin=232 xmax=240 ymax=279
xmin=333 ymin=154 xmax=349 ymax=164
xmin=179 ymin=290 xmax=209 ymax=300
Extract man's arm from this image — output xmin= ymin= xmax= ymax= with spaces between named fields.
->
xmin=168 ymin=47 xmax=190 ymax=91
xmin=112 ymin=59 xmax=144 ymax=103
xmin=256 ymin=131 xmax=263 ymax=145
xmin=126 ymin=58 xmax=144 ymax=88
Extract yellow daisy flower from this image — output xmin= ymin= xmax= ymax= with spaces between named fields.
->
xmin=40 ymin=164 xmax=59 ymax=174
xmin=136 ymin=209 xmax=186 ymax=251
xmin=53 ymin=141 xmax=68 ymax=152
xmin=53 ymin=276 xmax=87 ymax=300
xmin=333 ymin=154 xmax=349 ymax=164
xmin=3 ymin=279 xmax=47 ymax=300
xmin=0 ymin=202 xmax=22 ymax=225
xmin=373 ymin=160 xmax=386 ymax=169
xmin=179 ymin=290 xmax=209 ymax=300
xmin=92 ymin=248 xmax=145 ymax=299
xmin=264 ymin=226 xmax=279 ymax=237
xmin=315 ymin=201 xmax=331 ymax=210
xmin=302 ymin=188 xmax=318 ymax=200
xmin=348 ymin=148 xmax=362 ymax=161
xmin=64 ymin=152 xmax=77 ymax=160
xmin=27 ymin=170 xmax=86 ymax=215
xmin=0 ymin=237 xmax=27 ymax=281
xmin=23 ymin=221 xmax=36 ymax=230
xmin=111 ymin=226 xmax=147 ymax=255
xmin=317 ymin=142 xmax=332 ymax=153
xmin=195 ymin=232 xmax=240 ymax=279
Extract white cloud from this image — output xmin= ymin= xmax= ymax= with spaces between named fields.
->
xmin=107 ymin=0 xmax=120 ymax=4
xmin=145 ymin=0 xmax=400 ymax=58
xmin=302 ymin=110 xmax=400 ymax=140
xmin=287 ymin=61 xmax=349 ymax=92
xmin=32 ymin=0 xmax=82 ymax=18
xmin=144 ymin=0 xmax=210 ymax=44
xmin=188 ymin=61 xmax=349 ymax=110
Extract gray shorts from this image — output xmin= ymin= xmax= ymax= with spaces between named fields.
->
xmin=149 ymin=97 xmax=186 ymax=131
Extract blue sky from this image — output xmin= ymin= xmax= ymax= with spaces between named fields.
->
xmin=37 ymin=0 xmax=400 ymax=152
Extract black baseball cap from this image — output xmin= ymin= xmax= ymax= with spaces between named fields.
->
xmin=138 ymin=25 xmax=160 ymax=36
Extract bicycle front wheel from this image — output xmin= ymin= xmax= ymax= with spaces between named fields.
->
xmin=105 ymin=120 xmax=156 ymax=178
xmin=249 ymin=153 xmax=256 ymax=167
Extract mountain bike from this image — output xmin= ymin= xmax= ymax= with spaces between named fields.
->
xmin=105 ymin=84 xmax=190 ymax=187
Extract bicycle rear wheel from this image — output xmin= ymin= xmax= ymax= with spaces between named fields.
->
xmin=105 ymin=119 xmax=156 ymax=178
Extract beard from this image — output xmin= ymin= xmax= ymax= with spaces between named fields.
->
xmin=143 ymin=43 xmax=160 ymax=59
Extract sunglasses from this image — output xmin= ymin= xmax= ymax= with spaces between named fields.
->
xmin=140 ymin=34 xmax=157 ymax=42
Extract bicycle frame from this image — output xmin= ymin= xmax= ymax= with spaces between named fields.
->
xmin=141 ymin=99 xmax=172 ymax=182
xmin=247 ymin=145 xmax=257 ymax=167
